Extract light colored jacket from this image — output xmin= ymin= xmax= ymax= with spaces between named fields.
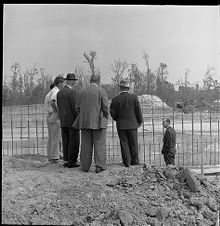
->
xmin=74 ymin=83 xmax=109 ymax=129
xmin=44 ymin=86 xmax=59 ymax=114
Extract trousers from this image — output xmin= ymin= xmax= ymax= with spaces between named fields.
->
xmin=163 ymin=151 xmax=175 ymax=165
xmin=80 ymin=128 xmax=107 ymax=171
xmin=46 ymin=112 xmax=61 ymax=161
xmin=61 ymin=127 xmax=80 ymax=164
xmin=117 ymin=129 xmax=139 ymax=167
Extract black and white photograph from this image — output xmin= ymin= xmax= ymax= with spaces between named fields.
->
xmin=2 ymin=4 xmax=220 ymax=225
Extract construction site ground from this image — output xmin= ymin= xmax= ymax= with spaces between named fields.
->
xmin=2 ymin=154 xmax=220 ymax=226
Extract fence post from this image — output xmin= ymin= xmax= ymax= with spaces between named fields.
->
xmin=152 ymin=118 xmax=155 ymax=149
xmin=108 ymin=142 xmax=110 ymax=159
xmin=192 ymin=110 xmax=194 ymax=165
xmin=177 ymin=143 xmax=180 ymax=165
xmin=200 ymin=110 xmax=204 ymax=176
xmin=209 ymin=110 xmax=212 ymax=165
xmin=28 ymin=105 xmax=30 ymax=140
xmin=112 ymin=118 xmax=115 ymax=156
xmin=182 ymin=141 xmax=185 ymax=166
xmin=10 ymin=105 xmax=14 ymax=156
xmin=214 ymin=138 xmax=216 ymax=165
xmin=7 ymin=141 xmax=9 ymax=156
xmin=196 ymin=139 xmax=199 ymax=165
xmin=142 ymin=119 xmax=146 ymax=164
xmin=186 ymin=139 xmax=190 ymax=166
xmin=159 ymin=143 xmax=161 ymax=166
xmin=20 ymin=108 xmax=22 ymax=139
xmin=210 ymin=141 xmax=212 ymax=166
xmin=218 ymin=120 xmax=220 ymax=164
xmin=201 ymin=139 xmax=204 ymax=177
xmin=36 ymin=119 xmax=38 ymax=155
xmin=42 ymin=105 xmax=45 ymax=139
xmin=16 ymin=141 xmax=18 ymax=155
xmin=206 ymin=140 xmax=208 ymax=160
xmin=181 ymin=111 xmax=184 ymax=149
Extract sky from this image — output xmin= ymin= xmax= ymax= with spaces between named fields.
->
xmin=3 ymin=4 xmax=220 ymax=86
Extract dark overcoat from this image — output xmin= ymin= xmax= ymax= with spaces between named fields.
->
xmin=162 ymin=126 xmax=176 ymax=154
xmin=57 ymin=86 xmax=78 ymax=127
xmin=110 ymin=92 xmax=143 ymax=129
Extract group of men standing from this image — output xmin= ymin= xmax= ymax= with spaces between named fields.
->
xmin=45 ymin=73 xmax=176 ymax=173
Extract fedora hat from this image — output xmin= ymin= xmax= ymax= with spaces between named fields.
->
xmin=119 ymin=79 xmax=130 ymax=88
xmin=65 ymin=73 xmax=78 ymax=80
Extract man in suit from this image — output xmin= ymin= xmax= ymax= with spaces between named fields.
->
xmin=161 ymin=118 xmax=176 ymax=165
xmin=74 ymin=74 xmax=108 ymax=173
xmin=57 ymin=73 xmax=80 ymax=168
xmin=44 ymin=76 xmax=64 ymax=163
xmin=110 ymin=79 xmax=143 ymax=167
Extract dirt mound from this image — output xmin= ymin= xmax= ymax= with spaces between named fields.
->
xmin=2 ymin=155 xmax=220 ymax=225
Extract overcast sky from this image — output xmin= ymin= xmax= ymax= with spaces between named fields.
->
xmin=3 ymin=4 xmax=220 ymax=85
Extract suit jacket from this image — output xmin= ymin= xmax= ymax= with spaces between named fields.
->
xmin=74 ymin=83 xmax=109 ymax=129
xmin=57 ymin=86 xmax=78 ymax=127
xmin=162 ymin=126 xmax=176 ymax=154
xmin=110 ymin=92 xmax=143 ymax=129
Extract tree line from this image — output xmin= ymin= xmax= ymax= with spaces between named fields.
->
xmin=2 ymin=50 xmax=220 ymax=107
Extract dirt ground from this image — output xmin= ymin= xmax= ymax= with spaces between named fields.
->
xmin=2 ymin=154 xmax=220 ymax=226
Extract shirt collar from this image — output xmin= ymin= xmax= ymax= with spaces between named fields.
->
xmin=65 ymin=85 xmax=72 ymax=89
xmin=120 ymin=91 xmax=128 ymax=94
xmin=165 ymin=125 xmax=171 ymax=131
xmin=52 ymin=86 xmax=59 ymax=91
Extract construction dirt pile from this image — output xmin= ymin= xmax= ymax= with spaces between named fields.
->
xmin=2 ymin=154 xmax=220 ymax=226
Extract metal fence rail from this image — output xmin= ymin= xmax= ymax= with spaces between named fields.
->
xmin=2 ymin=103 xmax=220 ymax=167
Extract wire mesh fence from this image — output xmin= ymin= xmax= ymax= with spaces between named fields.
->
xmin=2 ymin=102 xmax=220 ymax=167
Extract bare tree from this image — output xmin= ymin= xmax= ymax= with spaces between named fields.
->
xmin=159 ymin=63 xmax=168 ymax=82
xmin=203 ymin=66 xmax=218 ymax=90
xmin=142 ymin=51 xmax=150 ymax=76
xmin=111 ymin=58 xmax=128 ymax=92
xmin=156 ymin=63 xmax=168 ymax=96
xmin=128 ymin=62 xmax=143 ymax=94
xmin=74 ymin=66 xmax=90 ymax=89
xmin=83 ymin=50 xmax=97 ymax=76
xmin=184 ymin=68 xmax=191 ymax=87
xmin=39 ymin=68 xmax=46 ymax=89
xmin=21 ymin=65 xmax=38 ymax=102
xmin=142 ymin=51 xmax=156 ymax=94
xmin=10 ymin=62 xmax=20 ymax=95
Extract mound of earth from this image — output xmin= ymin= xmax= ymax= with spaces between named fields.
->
xmin=2 ymin=154 xmax=220 ymax=225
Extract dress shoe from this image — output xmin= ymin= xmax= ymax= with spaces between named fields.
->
xmin=50 ymin=159 xmax=59 ymax=164
xmin=95 ymin=168 xmax=106 ymax=173
xmin=63 ymin=162 xmax=68 ymax=167
xmin=67 ymin=162 xmax=80 ymax=168
xmin=131 ymin=162 xmax=139 ymax=166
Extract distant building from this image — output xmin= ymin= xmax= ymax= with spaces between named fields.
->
xmin=213 ymin=98 xmax=220 ymax=110
xmin=138 ymin=94 xmax=171 ymax=109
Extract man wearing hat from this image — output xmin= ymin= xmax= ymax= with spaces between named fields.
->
xmin=74 ymin=74 xmax=109 ymax=173
xmin=110 ymin=79 xmax=143 ymax=167
xmin=57 ymin=73 xmax=80 ymax=168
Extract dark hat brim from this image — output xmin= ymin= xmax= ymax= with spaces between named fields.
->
xmin=64 ymin=78 xmax=78 ymax=80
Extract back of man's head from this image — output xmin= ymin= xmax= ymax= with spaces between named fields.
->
xmin=54 ymin=76 xmax=64 ymax=86
xmin=164 ymin=118 xmax=170 ymax=124
xmin=120 ymin=86 xmax=129 ymax=92
xmin=90 ymin=74 xmax=100 ymax=84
